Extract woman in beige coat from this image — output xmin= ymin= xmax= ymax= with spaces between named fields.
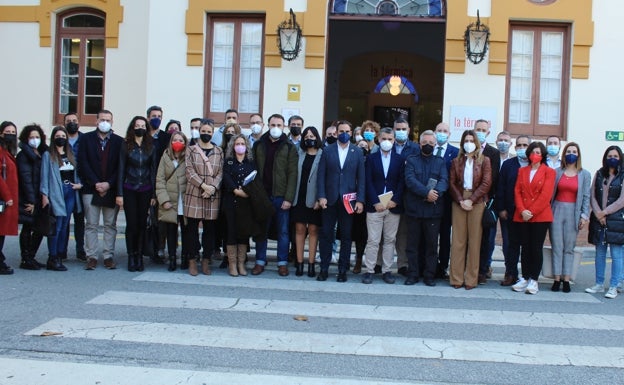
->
xmin=184 ymin=120 xmax=223 ymax=276
xmin=156 ymin=131 xmax=189 ymax=272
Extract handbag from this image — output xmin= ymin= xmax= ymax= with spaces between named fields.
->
xmin=33 ymin=204 xmax=57 ymax=237
xmin=482 ymin=198 xmax=498 ymax=228
xmin=0 ymin=156 xmax=7 ymax=214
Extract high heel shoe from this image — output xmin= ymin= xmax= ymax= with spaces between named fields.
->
xmin=295 ymin=261 xmax=304 ymax=276
xmin=551 ymin=280 xmax=561 ymax=292
xmin=307 ymin=263 xmax=316 ymax=278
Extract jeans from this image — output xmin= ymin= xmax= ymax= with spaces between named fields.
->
xmin=594 ymin=231 xmax=624 ymax=288
xmin=48 ymin=183 xmax=76 ymax=257
xmin=255 ymin=196 xmax=289 ymax=266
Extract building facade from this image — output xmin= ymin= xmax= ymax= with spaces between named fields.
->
xmin=0 ymin=0 xmax=617 ymax=171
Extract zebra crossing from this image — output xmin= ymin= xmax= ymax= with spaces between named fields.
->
xmin=2 ymin=257 xmax=623 ymax=384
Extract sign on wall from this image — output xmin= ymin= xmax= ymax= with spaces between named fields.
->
xmin=449 ymin=106 xmax=497 ymax=143
xmin=605 ymin=131 xmax=624 ymax=141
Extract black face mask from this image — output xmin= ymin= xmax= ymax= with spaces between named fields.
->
xmin=65 ymin=122 xmax=79 ymax=135
xmin=421 ymin=144 xmax=434 ymax=156
xmin=325 ymin=136 xmax=337 ymax=145
xmin=2 ymin=134 xmax=16 ymax=143
xmin=290 ymin=126 xmax=302 ymax=137
xmin=304 ymin=139 xmax=316 ymax=148
xmin=200 ymin=133 xmax=212 ymax=143
xmin=54 ymin=137 xmax=67 ymax=147
xmin=224 ymin=133 xmax=233 ymax=144
xmin=134 ymin=128 xmax=146 ymax=138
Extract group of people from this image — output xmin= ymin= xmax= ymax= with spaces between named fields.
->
xmin=0 ymin=110 xmax=621 ymax=299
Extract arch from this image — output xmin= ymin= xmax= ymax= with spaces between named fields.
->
xmin=374 ymin=75 xmax=419 ymax=102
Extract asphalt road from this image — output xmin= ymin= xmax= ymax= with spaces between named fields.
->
xmin=0 ymin=222 xmax=622 ymax=385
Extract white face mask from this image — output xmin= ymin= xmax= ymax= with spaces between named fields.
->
xmin=379 ymin=139 xmax=393 ymax=152
xmin=251 ymin=124 xmax=263 ymax=135
xmin=240 ymin=128 xmax=252 ymax=137
xmin=28 ymin=138 xmax=41 ymax=149
xmin=190 ymin=129 xmax=200 ymax=139
xmin=463 ymin=142 xmax=476 ymax=154
xmin=269 ymin=127 xmax=283 ymax=139
xmin=98 ymin=121 xmax=112 ymax=133
xmin=355 ymin=135 xmax=363 ymax=143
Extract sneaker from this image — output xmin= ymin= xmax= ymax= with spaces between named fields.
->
xmin=585 ymin=284 xmax=605 ymax=294
xmin=361 ymin=272 xmax=373 ymax=284
xmin=512 ymin=277 xmax=528 ymax=292
xmin=525 ymin=279 xmax=539 ymax=295
xmin=605 ymin=287 xmax=618 ymax=299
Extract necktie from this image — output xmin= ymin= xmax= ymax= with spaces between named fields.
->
xmin=435 ymin=146 xmax=443 ymax=157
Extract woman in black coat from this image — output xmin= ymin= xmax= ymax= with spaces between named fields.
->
xmin=16 ymin=124 xmax=48 ymax=270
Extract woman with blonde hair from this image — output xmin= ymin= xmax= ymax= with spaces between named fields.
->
xmin=449 ymin=129 xmax=491 ymax=290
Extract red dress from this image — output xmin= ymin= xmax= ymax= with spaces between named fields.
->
xmin=0 ymin=147 xmax=19 ymax=236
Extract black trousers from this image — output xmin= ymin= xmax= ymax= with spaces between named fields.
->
xmin=319 ymin=204 xmax=353 ymax=273
xmin=406 ymin=216 xmax=441 ymax=280
xmin=19 ymin=223 xmax=43 ymax=259
xmin=437 ymin=196 xmax=452 ymax=272
xmin=123 ymin=189 xmax=152 ymax=255
xmin=165 ymin=215 xmax=190 ymax=257
xmin=64 ymin=201 xmax=85 ymax=255
xmin=518 ymin=221 xmax=549 ymax=280
xmin=186 ymin=218 xmax=216 ymax=260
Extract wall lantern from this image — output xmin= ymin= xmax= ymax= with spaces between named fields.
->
xmin=464 ymin=0 xmax=491 ymax=65
xmin=277 ymin=8 xmax=302 ymax=61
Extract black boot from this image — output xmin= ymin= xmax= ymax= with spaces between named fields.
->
xmin=307 ymin=263 xmax=316 ymax=278
xmin=168 ymin=255 xmax=177 ymax=272
xmin=47 ymin=255 xmax=67 ymax=271
xmin=136 ymin=254 xmax=144 ymax=272
xmin=180 ymin=254 xmax=189 ymax=270
xmin=20 ymin=256 xmax=41 ymax=270
xmin=128 ymin=253 xmax=137 ymax=272
xmin=295 ymin=261 xmax=304 ymax=276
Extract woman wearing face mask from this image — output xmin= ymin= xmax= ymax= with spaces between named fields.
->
xmin=549 ymin=143 xmax=590 ymax=293
xmin=511 ymin=142 xmax=555 ymax=295
xmin=164 ymin=120 xmax=181 ymax=134
xmin=116 ymin=116 xmax=158 ymax=272
xmin=586 ymin=146 xmax=624 ymax=299
xmin=360 ymin=120 xmax=380 ymax=154
xmin=221 ymin=134 xmax=258 ymax=276
xmin=184 ymin=120 xmax=223 ymax=276
xmin=448 ymin=130 xmax=491 ymax=290
xmin=16 ymin=124 xmax=48 ymax=270
xmin=0 ymin=122 xmax=19 ymax=274
xmin=40 ymin=126 xmax=82 ymax=271
xmin=221 ymin=123 xmax=241 ymax=152
xmin=156 ymin=131 xmax=189 ymax=272
xmin=291 ymin=127 xmax=324 ymax=277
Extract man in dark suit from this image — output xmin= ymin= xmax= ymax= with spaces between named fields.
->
xmin=317 ymin=120 xmax=365 ymax=282
xmin=433 ymin=122 xmax=459 ymax=279
xmin=497 ymin=135 xmax=531 ymax=285
xmin=361 ymin=127 xmax=405 ymax=284
xmin=78 ymin=109 xmax=123 ymax=270
xmin=63 ymin=112 xmax=86 ymax=261
xmin=474 ymin=119 xmax=501 ymax=284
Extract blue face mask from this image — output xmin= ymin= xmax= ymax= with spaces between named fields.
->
xmin=547 ymin=145 xmax=560 ymax=156
xmin=516 ymin=148 xmax=527 ymax=160
xmin=363 ymin=131 xmax=375 ymax=141
xmin=565 ymin=154 xmax=578 ymax=165
xmin=395 ymin=130 xmax=408 ymax=142
xmin=607 ymin=157 xmax=620 ymax=169
xmin=476 ymin=131 xmax=487 ymax=144
xmin=338 ymin=132 xmax=351 ymax=144
xmin=149 ymin=117 xmax=161 ymax=130
xmin=435 ymin=132 xmax=448 ymax=145
xmin=497 ymin=141 xmax=510 ymax=153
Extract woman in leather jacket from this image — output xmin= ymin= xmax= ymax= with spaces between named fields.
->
xmin=116 ymin=116 xmax=157 ymax=271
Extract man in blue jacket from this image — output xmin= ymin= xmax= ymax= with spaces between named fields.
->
xmin=317 ymin=120 xmax=365 ymax=282
xmin=403 ymin=130 xmax=448 ymax=286
xmin=362 ymin=128 xmax=405 ymax=284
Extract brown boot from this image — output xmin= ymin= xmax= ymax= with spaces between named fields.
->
xmin=353 ymin=255 xmax=362 ymax=274
xmin=226 ymin=245 xmax=238 ymax=276
xmin=201 ymin=258 xmax=212 ymax=275
xmin=237 ymin=244 xmax=248 ymax=276
xmin=188 ymin=258 xmax=198 ymax=276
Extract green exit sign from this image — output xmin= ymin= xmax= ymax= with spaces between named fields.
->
xmin=605 ymin=131 xmax=624 ymax=141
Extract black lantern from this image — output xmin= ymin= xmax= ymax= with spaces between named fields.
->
xmin=464 ymin=10 xmax=490 ymax=65
xmin=277 ymin=8 xmax=302 ymax=61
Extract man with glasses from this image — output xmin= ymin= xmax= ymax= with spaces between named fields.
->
xmin=497 ymin=135 xmax=531 ymax=286
xmin=248 ymin=113 xmax=264 ymax=146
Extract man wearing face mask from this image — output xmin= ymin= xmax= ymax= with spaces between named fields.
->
xmin=497 ymin=135 xmax=531 ymax=286
xmin=323 ymin=124 xmax=338 ymax=147
xmin=78 ymin=109 xmax=124 ymax=270
xmin=212 ymin=109 xmax=239 ymax=147
xmin=251 ymin=114 xmax=298 ymax=276
xmin=433 ymin=122 xmax=459 ymax=279
xmin=189 ymin=118 xmax=202 ymax=146
xmin=63 ymin=112 xmax=86 ymax=261
xmin=546 ymin=135 xmax=561 ymax=169
xmin=287 ymin=115 xmax=304 ymax=147
xmin=317 ymin=120 xmax=365 ymax=283
xmin=392 ymin=118 xmax=420 ymax=276
xmin=473 ymin=119 xmax=500 ymax=284
xmin=248 ymin=113 xmax=264 ymax=146
xmin=497 ymin=131 xmax=513 ymax=165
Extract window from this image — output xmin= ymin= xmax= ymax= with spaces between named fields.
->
xmin=505 ymin=24 xmax=571 ymax=138
xmin=205 ymin=17 xmax=264 ymax=123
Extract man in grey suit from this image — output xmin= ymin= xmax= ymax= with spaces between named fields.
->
xmin=317 ymin=120 xmax=365 ymax=282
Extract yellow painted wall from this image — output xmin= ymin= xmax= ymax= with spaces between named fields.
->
xmin=446 ymin=0 xmax=593 ymax=78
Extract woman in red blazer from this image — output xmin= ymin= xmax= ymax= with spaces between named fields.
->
xmin=512 ymin=141 xmax=555 ymax=294
xmin=0 ymin=121 xmax=19 ymax=275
